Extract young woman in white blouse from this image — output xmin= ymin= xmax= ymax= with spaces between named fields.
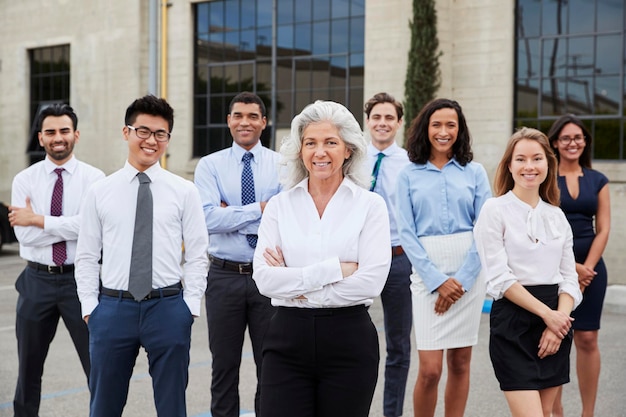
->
xmin=252 ymin=100 xmax=391 ymax=417
xmin=474 ymin=127 xmax=583 ymax=417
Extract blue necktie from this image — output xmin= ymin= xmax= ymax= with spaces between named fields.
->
xmin=370 ymin=152 xmax=385 ymax=191
xmin=241 ymin=152 xmax=258 ymax=248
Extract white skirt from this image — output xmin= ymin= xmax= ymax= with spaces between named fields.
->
xmin=411 ymin=231 xmax=485 ymax=350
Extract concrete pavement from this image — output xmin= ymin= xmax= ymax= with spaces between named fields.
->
xmin=0 ymin=242 xmax=624 ymax=416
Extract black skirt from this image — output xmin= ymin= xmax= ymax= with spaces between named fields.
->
xmin=489 ymin=284 xmax=573 ymax=391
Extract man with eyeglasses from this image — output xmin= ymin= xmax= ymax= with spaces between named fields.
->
xmin=9 ymin=103 xmax=104 ymax=417
xmin=75 ymin=95 xmax=209 ymax=417
xmin=194 ymin=92 xmax=281 ymax=417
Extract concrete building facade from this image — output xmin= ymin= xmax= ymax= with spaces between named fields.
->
xmin=1 ymin=0 xmax=624 ymax=283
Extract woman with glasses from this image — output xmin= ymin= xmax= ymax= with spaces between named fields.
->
xmin=547 ymin=115 xmax=611 ymax=417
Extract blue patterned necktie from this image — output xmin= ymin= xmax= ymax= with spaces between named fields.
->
xmin=370 ymin=152 xmax=385 ymax=191
xmin=241 ymin=152 xmax=258 ymax=248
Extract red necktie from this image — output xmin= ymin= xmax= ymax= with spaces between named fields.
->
xmin=51 ymin=168 xmax=67 ymax=266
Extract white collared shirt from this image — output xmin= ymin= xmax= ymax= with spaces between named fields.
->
xmin=253 ymin=177 xmax=391 ymax=308
xmin=11 ymin=155 xmax=105 ymax=265
xmin=75 ymin=161 xmax=209 ymax=317
xmin=474 ymin=191 xmax=582 ymax=307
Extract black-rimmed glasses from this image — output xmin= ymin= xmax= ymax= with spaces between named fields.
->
xmin=557 ymin=135 xmax=585 ymax=145
xmin=127 ymin=125 xmax=171 ymax=142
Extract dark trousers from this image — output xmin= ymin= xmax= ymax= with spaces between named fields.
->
xmin=87 ymin=292 xmax=193 ymax=417
xmin=380 ymin=252 xmax=413 ymax=417
xmin=205 ymin=266 xmax=275 ymax=417
xmin=14 ymin=266 xmax=90 ymax=417
xmin=260 ymin=305 xmax=380 ymax=417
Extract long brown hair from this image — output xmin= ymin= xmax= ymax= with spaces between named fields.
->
xmin=494 ymin=127 xmax=560 ymax=206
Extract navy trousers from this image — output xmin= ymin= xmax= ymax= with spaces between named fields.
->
xmin=87 ymin=291 xmax=193 ymax=417
xmin=14 ymin=265 xmax=90 ymax=417
xmin=205 ymin=265 xmax=275 ymax=417
xmin=380 ymin=252 xmax=413 ymax=417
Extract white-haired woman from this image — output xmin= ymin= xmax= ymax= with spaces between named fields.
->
xmin=253 ymin=100 xmax=392 ymax=417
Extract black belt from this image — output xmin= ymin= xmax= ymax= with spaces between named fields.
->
xmin=28 ymin=261 xmax=74 ymax=274
xmin=392 ymin=246 xmax=404 ymax=256
xmin=209 ymin=255 xmax=252 ymax=274
xmin=100 ymin=283 xmax=182 ymax=301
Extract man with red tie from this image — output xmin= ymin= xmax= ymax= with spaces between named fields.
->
xmin=9 ymin=103 xmax=105 ymax=417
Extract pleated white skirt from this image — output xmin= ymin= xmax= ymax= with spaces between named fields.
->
xmin=410 ymin=231 xmax=485 ymax=350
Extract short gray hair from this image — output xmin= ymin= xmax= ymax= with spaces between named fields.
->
xmin=279 ymin=100 xmax=369 ymax=189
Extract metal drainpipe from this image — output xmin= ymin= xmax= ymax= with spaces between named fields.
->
xmin=160 ymin=1 xmax=170 ymax=169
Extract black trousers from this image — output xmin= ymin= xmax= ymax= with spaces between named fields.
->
xmin=205 ymin=265 xmax=275 ymax=417
xmin=261 ymin=305 xmax=380 ymax=417
xmin=14 ymin=265 xmax=90 ymax=417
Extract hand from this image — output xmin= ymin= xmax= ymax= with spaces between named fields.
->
xmin=84 ymin=315 xmax=90 ymax=324
xmin=542 ymin=309 xmax=573 ymax=339
xmin=220 ymin=200 xmax=228 ymax=208
xmin=9 ymin=197 xmax=38 ymax=227
xmin=576 ymin=263 xmax=596 ymax=288
xmin=436 ymin=277 xmax=465 ymax=304
xmin=264 ymin=246 xmax=285 ymax=267
xmin=434 ymin=294 xmax=453 ymax=315
xmin=260 ymin=201 xmax=268 ymax=212
xmin=340 ymin=262 xmax=358 ymax=278
xmin=538 ymin=327 xmax=563 ymax=359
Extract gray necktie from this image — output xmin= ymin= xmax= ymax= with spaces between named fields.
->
xmin=128 ymin=172 xmax=153 ymax=301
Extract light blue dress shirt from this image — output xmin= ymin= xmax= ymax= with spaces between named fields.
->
xmin=367 ymin=143 xmax=411 ymax=247
xmin=395 ymin=158 xmax=492 ymax=292
xmin=194 ymin=142 xmax=281 ymax=262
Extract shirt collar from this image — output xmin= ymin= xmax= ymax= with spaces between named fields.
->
xmin=367 ymin=142 xmax=399 ymax=157
xmin=420 ymin=157 xmax=465 ymax=171
xmin=232 ymin=141 xmax=262 ymax=163
xmin=44 ymin=154 xmax=77 ymax=175
xmin=294 ymin=176 xmax=359 ymax=196
xmin=122 ymin=160 xmax=163 ymax=183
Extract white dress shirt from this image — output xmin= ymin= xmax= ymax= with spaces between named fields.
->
xmin=474 ymin=191 xmax=582 ymax=307
xmin=253 ymin=177 xmax=391 ymax=308
xmin=11 ymin=155 xmax=105 ymax=265
xmin=75 ymin=161 xmax=209 ymax=317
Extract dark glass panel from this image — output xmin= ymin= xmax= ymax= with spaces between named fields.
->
xmin=224 ymin=0 xmax=241 ymax=31
xmin=597 ymin=0 xmax=623 ymax=32
xmin=595 ymin=34 xmax=620 ymax=75
xmin=295 ymin=89 xmax=313 ymax=113
xmin=566 ymin=37 xmax=595 ymax=76
xmin=225 ymin=30 xmax=240 ymax=52
xmin=567 ymin=0 xmax=594 ymax=34
xmin=208 ymin=1 xmax=225 ymax=30
xmin=332 ymin=0 xmax=350 ymax=19
xmin=241 ymin=1 xmax=256 ymax=29
xmin=275 ymin=58 xmax=293 ymax=90
xmin=331 ymin=18 xmax=349 ymax=54
xmin=240 ymin=63 xmax=255 ymax=86
xmin=295 ymin=59 xmax=312 ymax=91
xmin=516 ymin=79 xmax=540 ymax=118
xmin=541 ymin=38 xmax=566 ymax=78
xmin=240 ymin=29 xmax=256 ymax=53
xmin=295 ymin=22 xmax=312 ymax=54
xmin=328 ymin=88 xmax=346 ymax=106
xmin=209 ymin=66 xmax=226 ymax=94
xmin=594 ymin=119 xmax=620 ymax=159
xmin=517 ymin=0 xmax=540 ymax=37
xmin=517 ymin=38 xmax=539 ymax=79
xmin=594 ymin=76 xmax=620 ymax=115
xmin=256 ymin=26 xmax=272 ymax=56
xmin=330 ymin=56 xmax=348 ymax=88
xmin=352 ymin=0 xmax=365 ymax=16
xmin=209 ymin=126 xmax=231 ymax=154
xmin=349 ymin=16 xmax=364 ymax=52
xmin=277 ymin=0 xmax=294 ymax=25
xmin=541 ymin=0 xmax=565 ymax=36
xmin=540 ymin=78 xmax=568 ymax=116
xmin=195 ymin=96 xmax=208 ymax=126
xmin=196 ymin=65 xmax=209 ymax=93
xmin=295 ymin=0 xmax=312 ymax=23
xmin=349 ymin=87 xmax=364 ymax=125
xmin=313 ymin=0 xmax=331 ymax=21
xmin=196 ymin=3 xmax=209 ymax=35
xmin=277 ymin=25 xmax=294 ymax=53
xmin=564 ymin=76 xmax=593 ymax=113
xmin=257 ymin=0 xmax=272 ymax=27
xmin=312 ymin=21 xmax=330 ymax=55
xmin=275 ymin=90 xmax=294 ymax=124
xmin=257 ymin=61 xmax=272 ymax=90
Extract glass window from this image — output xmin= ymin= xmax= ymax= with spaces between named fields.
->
xmin=515 ymin=0 xmax=626 ymax=160
xmin=28 ymin=45 xmax=70 ymax=164
xmin=194 ymin=1 xmax=364 ymax=156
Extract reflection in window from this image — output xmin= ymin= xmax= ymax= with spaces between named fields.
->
xmin=515 ymin=0 xmax=626 ymax=159
xmin=193 ymin=0 xmax=365 ymax=157
xmin=28 ymin=45 xmax=70 ymax=165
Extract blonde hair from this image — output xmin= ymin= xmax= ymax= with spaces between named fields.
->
xmin=494 ymin=127 xmax=560 ymax=206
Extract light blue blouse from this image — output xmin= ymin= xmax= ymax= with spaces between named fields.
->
xmin=396 ymin=158 xmax=492 ymax=292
